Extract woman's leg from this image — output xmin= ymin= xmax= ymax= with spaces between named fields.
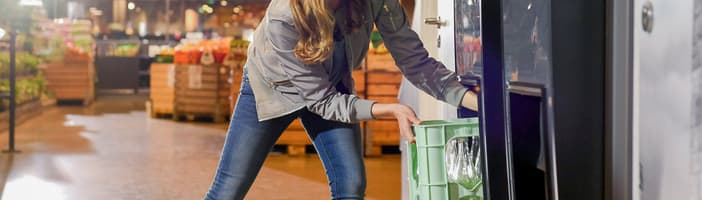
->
xmin=299 ymin=110 xmax=366 ymax=200
xmin=204 ymin=76 xmax=298 ymax=200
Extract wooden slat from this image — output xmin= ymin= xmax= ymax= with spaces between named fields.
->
xmin=370 ymin=131 xmax=400 ymax=145
xmin=366 ymin=53 xmax=400 ymax=72
xmin=175 ymin=97 xmax=222 ymax=105
xmin=53 ymin=90 xmax=88 ymax=99
xmin=367 ymin=72 xmax=402 ymax=84
xmin=366 ymin=120 xmax=400 ymax=132
xmin=176 ymin=105 xmax=227 ymax=114
xmin=367 ymin=84 xmax=400 ymax=96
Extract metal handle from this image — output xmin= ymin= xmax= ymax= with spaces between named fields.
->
xmin=642 ymin=1 xmax=654 ymax=33
xmin=424 ymin=17 xmax=444 ymax=29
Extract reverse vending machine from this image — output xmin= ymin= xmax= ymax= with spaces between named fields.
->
xmin=446 ymin=0 xmax=608 ymax=199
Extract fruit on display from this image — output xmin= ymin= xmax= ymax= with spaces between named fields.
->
xmin=64 ymin=43 xmax=91 ymax=63
xmin=173 ymin=38 xmax=233 ymax=64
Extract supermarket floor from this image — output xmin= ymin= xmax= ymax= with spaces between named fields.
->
xmin=0 ymin=95 xmax=401 ymax=200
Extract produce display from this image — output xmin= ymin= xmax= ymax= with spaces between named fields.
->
xmin=0 ymin=53 xmax=41 ymax=77
xmin=0 ymin=53 xmax=46 ymax=110
xmin=34 ymin=19 xmax=94 ymax=63
xmin=113 ymin=43 xmax=140 ymax=57
xmin=0 ymin=77 xmax=45 ymax=106
xmin=173 ymin=38 xmax=232 ymax=64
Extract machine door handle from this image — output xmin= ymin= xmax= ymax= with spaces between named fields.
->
xmin=642 ymin=1 xmax=654 ymax=33
xmin=424 ymin=17 xmax=445 ymax=29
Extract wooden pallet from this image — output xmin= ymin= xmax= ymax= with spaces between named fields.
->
xmin=149 ymin=63 xmax=175 ymax=117
xmin=277 ymin=119 xmax=312 ymax=156
xmin=174 ymin=64 xmax=230 ymax=123
xmin=42 ymin=61 xmax=95 ymax=105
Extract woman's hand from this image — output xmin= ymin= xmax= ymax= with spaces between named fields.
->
xmin=371 ymin=103 xmax=420 ymax=143
xmin=461 ymin=91 xmax=479 ymax=111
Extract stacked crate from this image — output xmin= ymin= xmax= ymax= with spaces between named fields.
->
xmin=148 ymin=63 xmax=175 ymax=117
xmin=43 ymin=57 xmax=95 ymax=105
xmin=275 ymin=69 xmax=367 ymax=156
xmin=173 ymin=63 xmax=230 ymax=122
xmin=364 ymin=52 xmax=402 ymax=156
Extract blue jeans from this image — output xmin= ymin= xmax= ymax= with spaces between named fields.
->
xmin=205 ymin=73 xmax=366 ymax=200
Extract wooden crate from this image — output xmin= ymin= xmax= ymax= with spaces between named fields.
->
xmin=364 ymin=71 xmax=403 ymax=155
xmin=174 ymin=64 xmax=230 ymax=122
xmin=364 ymin=120 xmax=401 ymax=156
xmin=366 ymin=53 xmax=400 ymax=72
xmin=42 ymin=61 xmax=95 ymax=105
xmin=148 ymin=63 xmax=175 ymax=117
xmin=366 ymin=71 xmax=402 ymax=97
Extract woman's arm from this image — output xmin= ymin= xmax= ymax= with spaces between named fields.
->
xmin=268 ymin=19 xmax=376 ymax=124
xmin=374 ymin=0 xmax=478 ymax=110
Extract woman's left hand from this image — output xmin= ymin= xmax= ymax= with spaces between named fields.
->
xmin=371 ymin=103 xmax=420 ymax=143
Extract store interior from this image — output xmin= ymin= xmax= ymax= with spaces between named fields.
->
xmin=0 ymin=0 xmax=698 ymax=199
xmin=0 ymin=0 xmax=415 ymax=199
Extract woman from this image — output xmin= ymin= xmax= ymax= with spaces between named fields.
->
xmin=205 ymin=0 xmax=478 ymax=199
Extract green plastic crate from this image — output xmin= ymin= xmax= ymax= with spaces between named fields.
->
xmin=407 ymin=118 xmax=482 ymax=200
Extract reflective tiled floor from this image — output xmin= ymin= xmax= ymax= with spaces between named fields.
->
xmin=0 ymin=96 xmax=401 ymax=200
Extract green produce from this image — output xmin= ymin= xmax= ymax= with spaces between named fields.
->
xmin=0 ymin=53 xmax=41 ymax=77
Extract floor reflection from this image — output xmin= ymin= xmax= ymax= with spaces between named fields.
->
xmin=0 ymin=95 xmax=400 ymax=199
xmin=2 ymin=175 xmax=67 ymax=200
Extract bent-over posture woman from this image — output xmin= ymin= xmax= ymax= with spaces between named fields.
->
xmin=204 ymin=0 xmax=478 ymax=199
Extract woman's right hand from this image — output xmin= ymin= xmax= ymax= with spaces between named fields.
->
xmin=371 ymin=103 xmax=421 ymax=143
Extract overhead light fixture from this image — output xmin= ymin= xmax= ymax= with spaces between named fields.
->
xmin=233 ymin=6 xmax=242 ymax=14
xmin=127 ymin=2 xmax=136 ymax=10
xmin=19 ymin=0 xmax=43 ymax=7
xmin=200 ymin=4 xmax=214 ymax=14
xmin=220 ymin=0 xmax=228 ymax=6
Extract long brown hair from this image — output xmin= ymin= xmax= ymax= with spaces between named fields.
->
xmin=290 ymin=0 xmax=366 ymax=64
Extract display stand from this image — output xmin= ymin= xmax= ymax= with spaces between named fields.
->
xmin=173 ymin=63 xmax=230 ymax=122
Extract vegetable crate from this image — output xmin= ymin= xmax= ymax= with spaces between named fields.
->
xmin=148 ymin=63 xmax=175 ymax=118
xmin=43 ymin=61 xmax=95 ymax=105
xmin=407 ymin=118 xmax=482 ymax=200
xmin=173 ymin=64 xmax=230 ymax=122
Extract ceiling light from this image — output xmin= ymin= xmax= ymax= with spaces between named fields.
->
xmin=220 ymin=0 xmax=228 ymax=6
xmin=19 ymin=0 xmax=43 ymax=7
xmin=127 ymin=2 xmax=136 ymax=10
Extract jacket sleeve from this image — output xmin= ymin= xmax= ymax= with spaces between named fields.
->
xmin=374 ymin=0 xmax=469 ymax=107
xmin=267 ymin=18 xmax=375 ymax=124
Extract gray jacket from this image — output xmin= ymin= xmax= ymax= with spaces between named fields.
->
xmin=245 ymin=0 xmax=468 ymax=123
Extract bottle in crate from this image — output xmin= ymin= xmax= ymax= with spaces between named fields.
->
xmin=407 ymin=118 xmax=483 ymax=200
